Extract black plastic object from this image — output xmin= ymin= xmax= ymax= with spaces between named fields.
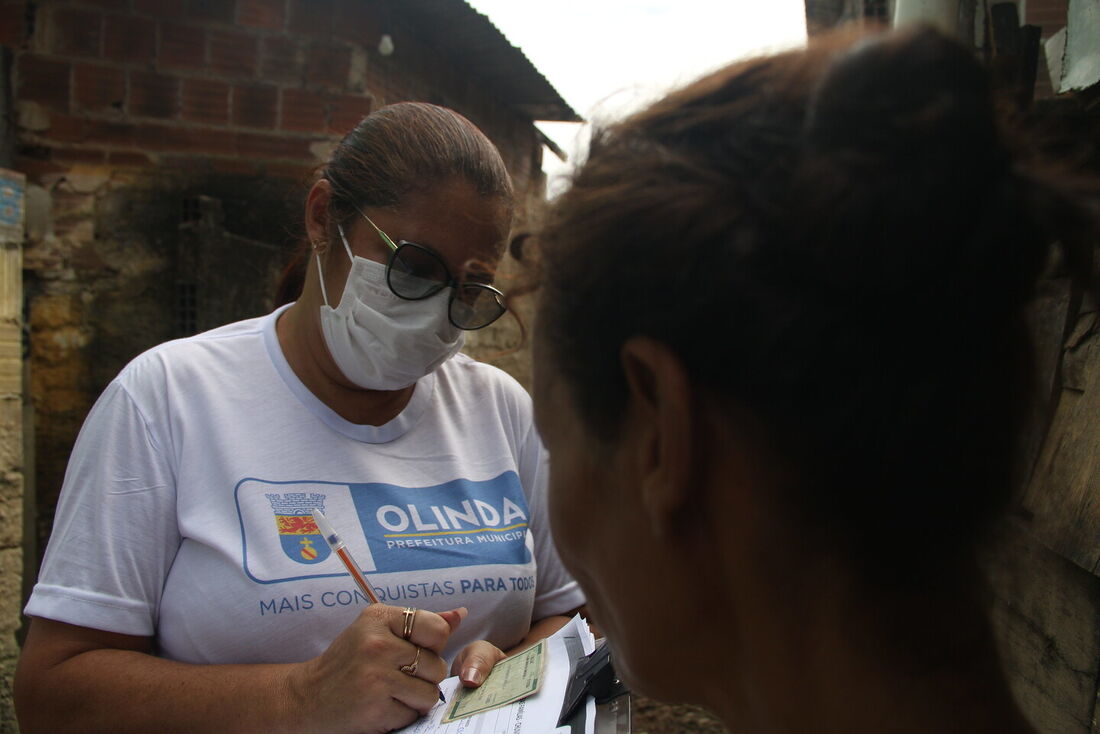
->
xmin=557 ymin=639 xmax=630 ymax=726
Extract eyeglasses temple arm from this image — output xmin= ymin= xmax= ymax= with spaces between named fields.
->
xmin=353 ymin=205 xmax=399 ymax=252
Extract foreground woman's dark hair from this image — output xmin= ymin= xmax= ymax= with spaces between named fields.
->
xmin=538 ymin=27 xmax=1097 ymax=577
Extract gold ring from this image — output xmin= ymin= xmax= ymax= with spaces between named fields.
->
xmin=400 ymin=646 xmax=421 ymax=675
xmin=401 ymin=607 xmax=417 ymax=640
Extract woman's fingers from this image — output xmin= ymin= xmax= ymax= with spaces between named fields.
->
xmin=371 ymin=688 xmax=431 ymax=731
xmin=384 ymin=605 xmax=460 ymax=655
xmin=437 ymin=606 xmax=468 ymax=632
xmin=296 ymin=605 xmax=465 ymax=733
xmin=389 ymin=668 xmax=448 ymax=717
xmin=392 ymin=640 xmax=449 ymax=685
xmin=451 ymin=640 xmax=506 ymax=688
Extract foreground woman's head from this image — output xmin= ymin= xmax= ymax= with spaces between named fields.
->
xmin=534 ymin=26 xmax=1094 ymax=727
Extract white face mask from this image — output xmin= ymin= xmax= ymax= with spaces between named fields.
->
xmin=315 ymin=224 xmax=465 ymax=390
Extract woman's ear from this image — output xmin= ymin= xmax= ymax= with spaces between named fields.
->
xmin=305 ymin=179 xmax=333 ymax=254
xmin=619 ymin=337 xmax=696 ymax=538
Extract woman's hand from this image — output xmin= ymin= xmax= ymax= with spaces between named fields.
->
xmin=451 ymin=640 xmax=506 ymax=688
xmin=449 ymin=610 xmax=585 ymax=690
xmin=287 ymin=604 xmax=467 ymax=734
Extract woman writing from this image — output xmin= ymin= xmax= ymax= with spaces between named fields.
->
xmin=534 ymin=27 xmax=1095 ymax=733
xmin=16 ymin=102 xmax=583 ymax=733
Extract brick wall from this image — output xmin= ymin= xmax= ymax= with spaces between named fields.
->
xmin=3 ymin=2 xmax=548 ymax=725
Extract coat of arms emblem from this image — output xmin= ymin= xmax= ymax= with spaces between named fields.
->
xmin=265 ymin=492 xmax=331 ymax=564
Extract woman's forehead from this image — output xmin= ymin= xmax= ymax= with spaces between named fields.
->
xmin=365 ymin=184 xmax=510 ymax=260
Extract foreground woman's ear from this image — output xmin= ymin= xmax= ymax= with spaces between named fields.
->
xmin=619 ymin=336 xmax=695 ymax=539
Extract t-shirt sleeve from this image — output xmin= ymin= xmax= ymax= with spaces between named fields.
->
xmin=24 ymin=377 xmax=180 ymax=636
xmin=519 ymin=422 xmax=586 ymax=620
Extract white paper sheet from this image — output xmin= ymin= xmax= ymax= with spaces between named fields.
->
xmin=396 ymin=615 xmax=595 ymax=734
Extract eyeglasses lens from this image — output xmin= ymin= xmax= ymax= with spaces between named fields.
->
xmin=388 ymin=245 xmax=449 ymax=299
xmin=451 ymin=284 xmax=506 ymax=330
xmin=387 ymin=242 xmax=506 ymax=329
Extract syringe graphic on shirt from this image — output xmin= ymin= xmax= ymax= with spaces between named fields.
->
xmin=311 ymin=508 xmax=381 ymax=604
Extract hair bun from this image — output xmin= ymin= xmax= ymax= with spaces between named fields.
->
xmin=787 ymin=27 xmax=1031 ymax=318
xmin=806 ymin=26 xmax=997 ymax=164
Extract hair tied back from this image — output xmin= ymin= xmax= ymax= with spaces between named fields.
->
xmin=804 ymin=25 xmax=998 ymax=166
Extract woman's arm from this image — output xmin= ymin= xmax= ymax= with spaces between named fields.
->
xmin=16 ymin=606 xmax=460 ymax=734
xmin=15 ymin=618 xmax=302 ymax=734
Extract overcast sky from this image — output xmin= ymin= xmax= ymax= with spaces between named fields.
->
xmin=463 ymin=1 xmax=809 ymax=187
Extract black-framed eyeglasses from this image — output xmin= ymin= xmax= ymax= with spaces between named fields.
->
xmin=357 ymin=209 xmax=507 ymax=330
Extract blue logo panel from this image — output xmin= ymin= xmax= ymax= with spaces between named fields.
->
xmin=349 ymin=472 xmax=531 ymax=573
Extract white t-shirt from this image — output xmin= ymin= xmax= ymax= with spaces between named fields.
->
xmin=26 ymin=305 xmax=583 ymax=664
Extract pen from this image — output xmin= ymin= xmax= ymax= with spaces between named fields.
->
xmin=311 ymin=508 xmax=447 ymax=703
xmin=312 ymin=508 xmax=380 ymax=604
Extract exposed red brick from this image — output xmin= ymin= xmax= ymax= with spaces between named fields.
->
xmin=181 ymin=77 xmax=229 ymax=125
xmin=129 ymin=70 xmax=179 ymax=119
xmin=280 ymin=88 xmax=325 ymax=132
xmin=135 ymin=123 xmax=238 ymax=155
xmin=187 ymin=0 xmax=236 ymax=23
xmin=1030 ymin=11 xmax=1067 ymax=25
xmin=50 ymin=7 xmax=102 ymax=57
xmin=81 ymin=0 xmax=130 ymax=9
xmin=73 ymin=63 xmax=125 ymax=113
xmin=333 ymin=0 xmax=380 ymax=43
xmin=134 ymin=0 xmax=188 ymax=19
xmin=0 ymin=2 xmax=28 ymax=47
xmin=306 ymin=41 xmax=350 ymax=89
xmin=1026 ymin=0 xmax=1068 ymax=27
xmin=1030 ymin=12 xmax=1068 ymax=36
xmin=160 ymin=21 xmax=206 ymax=69
xmin=263 ymin=160 xmax=313 ymax=183
xmin=238 ymin=130 xmax=313 ymax=159
xmin=107 ymin=150 xmax=154 ymax=167
xmin=158 ymin=154 xmax=212 ymax=172
xmin=83 ymin=118 xmax=137 ymax=147
xmin=261 ymin=36 xmax=301 ymax=83
xmin=104 ymin=14 xmax=156 ymax=64
xmin=41 ymin=114 xmax=88 ymax=144
xmin=1029 ymin=8 xmax=1068 ymax=20
xmin=18 ymin=56 xmax=71 ymax=111
xmin=209 ymin=29 xmax=258 ymax=77
xmin=15 ymin=154 xmax=66 ymax=183
xmin=327 ymin=92 xmax=370 ymax=134
xmin=287 ymin=0 xmax=333 ymax=36
xmin=232 ymin=83 xmax=277 ymax=128
xmin=237 ymin=0 xmax=284 ymax=31
xmin=211 ymin=156 xmax=261 ymax=175
xmin=53 ymin=147 xmax=106 ymax=165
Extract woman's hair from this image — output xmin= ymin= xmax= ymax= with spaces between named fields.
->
xmin=537 ymin=27 xmax=1098 ymax=574
xmin=275 ymin=102 xmax=514 ymax=305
